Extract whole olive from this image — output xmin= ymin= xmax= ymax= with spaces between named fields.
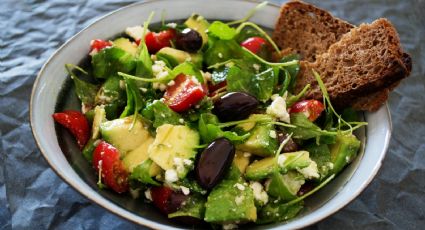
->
xmin=277 ymin=132 xmax=298 ymax=153
xmin=213 ymin=92 xmax=259 ymax=122
xmin=175 ymin=28 xmax=203 ymax=53
xmin=195 ymin=138 xmax=235 ymax=190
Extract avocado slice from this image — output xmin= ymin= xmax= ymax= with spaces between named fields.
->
xmin=122 ymin=136 xmax=155 ymax=172
xmin=236 ymin=116 xmax=277 ymax=157
xmin=204 ymin=179 xmax=257 ymax=223
xmin=91 ymin=105 xmax=106 ymax=140
xmin=113 ymin=37 xmax=138 ymax=57
xmin=156 ymin=47 xmax=202 ymax=68
xmin=233 ymin=151 xmax=251 ymax=173
xmin=266 ymin=171 xmax=305 ymax=201
xmin=329 ymin=133 xmax=361 ymax=175
xmin=245 ymin=151 xmax=314 ymax=180
xmin=148 ymin=124 xmax=200 ymax=178
xmin=245 ymin=157 xmax=277 ymax=181
xmin=100 ymin=115 xmax=150 ymax=155
xmin=184 ymin=14 xmax=209 ymax=46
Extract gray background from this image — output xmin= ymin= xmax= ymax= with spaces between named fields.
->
xmin=1 ymin=0 xmax=424 ymax=229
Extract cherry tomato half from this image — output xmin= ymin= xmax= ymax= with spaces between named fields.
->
xmin=289 ymin=99 xmax=325 ymax=122
xmin=52 ymin=110 xmax=90 ymax=149
xmin=92 ymin=141 xmax=129 ymax=194
xmin=145 ymin=29 xmax=176 ymax=53
xmin=163 ymin=74 xmax=207 ymax=112
xmin=240 ymin=36 xmax=267 ymax=54
xmin=90 ymin=39 xmax=112 ymax=51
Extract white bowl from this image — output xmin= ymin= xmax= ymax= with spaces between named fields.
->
xmin=30 ymin=0 xmax=392 ymax=229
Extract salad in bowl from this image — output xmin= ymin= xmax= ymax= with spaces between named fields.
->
xmin=51 ymin=3 xmax=366 ymax=229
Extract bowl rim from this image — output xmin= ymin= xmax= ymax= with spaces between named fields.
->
xmin=30 ymin=0 xmax=392 ymax=229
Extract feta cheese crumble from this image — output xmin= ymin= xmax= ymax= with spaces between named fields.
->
xmin=234 ymin=183 xmax=245 ymax=191
xmin=266 ymin=93 xmax=290 ymax=123
xmin=125 ymin=26 xmax=146 ymax=41
xmin=250 ymin=181 xmax=269 ymax=205
xmin=165 ymin=169 xmax=178 ymax=183
xmin=180 ymin=186 xmax=190 ymax=195
xmin=297 ymin=161 xmax=320 ymax=179
xmin=144 ymin=189 xmax=153 ymax=201
xmin=269 ymin=130 xmax=277 ymax=138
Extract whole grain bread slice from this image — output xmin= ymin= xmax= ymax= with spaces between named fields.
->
xmin=273 ymin=0 xmax=353 ymax=62
xmin=273 ymin=1 xmax=411 ymax=111
xmin=294 ymin=18 xmax=409 ymax=108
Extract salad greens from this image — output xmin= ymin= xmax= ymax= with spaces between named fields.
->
xmin=58 ymin=2 xmax=367 ymax=229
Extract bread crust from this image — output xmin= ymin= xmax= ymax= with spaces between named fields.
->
xmin=274 ymin=1 xmax=412 ymax=111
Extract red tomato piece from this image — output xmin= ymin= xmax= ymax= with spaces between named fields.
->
xmin=92 ymin=141 xmax=129 ymax=193
xmin=150 ymin=186 xmax=188 ymax=214
xmin=240 ymin=36 xmax=267 ymax=54
xmin=289 ymin=99 xmax=325 ymax=121
xmin=90 ymin=39 xmax=112 ymax=51
xmin=150 ymin=186 xmax=173 ymax=214
xmin=144 ymin=29 xmax=176 ymax=53
xmin=208 ymin=80 xmax=227 ymax=96
xmin=163 ymin=74 xmax=207 ymax=112
xmin=52 ymin=110 xmax=90 ymax=149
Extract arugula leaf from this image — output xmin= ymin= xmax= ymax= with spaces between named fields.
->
xmin=65 ymin=64 xmax=99 ymax=108
xmin=226 ymin=65 xmax=278 ymax=102
xmin=208 ymin=21 xmax=237 ymax=40
xmin=168 ymin=194 xmax=206 ymax=220
xmin=95 ymin=75 xmax=127 ymax=120
xmin=304 ymin=143 xmax=332 ymax=180
xmin=92 ymin=47 xmax=136 ymax=79
xmin=284 ymin=113 xmax=335 ymax=143
xmin=135 ymin=42 xmax=153 ymax=78
xmin=257 ymin=200 xmax=304 ymax=224
xmin=142 ymin=100 xmax=183 ymax=129
xmin=280 ymin=54 xmax=300 ymax=91
xmin=198 ymin=113 xmax=249 ymax=144
xmin=120 ymin=78 xmax=145 ymax=120
xmin=172 ymin=62 xmax=204 ymax=83
xmin=130 ymin=159 xmax=160 ymax=186
xmin=204 ymin=40 xmax=242 ymax=67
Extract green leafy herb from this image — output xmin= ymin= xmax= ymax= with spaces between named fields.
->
xmin=204 ymin=40 xmax=243 ymax=67
xmin=226 ymin=65 xmax=278 ymax=102
xmin=92 ymin=47 xmax=136 ymax=79
xmin=130 ymin=159 xmax=160 ymax=186
xmin=198 ymin=113 xmax=250 ymax=144
xmin=142 ymin=100 xmax=183 ymax=129
xmin=208 ymin=21 xmax=237 ymax=40
xmin=65 ymin=64 xmax=99 ymax=108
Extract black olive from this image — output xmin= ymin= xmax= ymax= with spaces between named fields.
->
xmin=277 ymin=132 xmax=298 ymax=153
xmin=213 ymin=92 xmax=259 ymax=122
xmin=195 ymin=138 xmax=235 ymax=190
xmin=175 ymin=28 xmax=203 ymax=53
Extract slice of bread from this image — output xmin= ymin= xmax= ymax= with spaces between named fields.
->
xmin=273 ymin=0 xmax=411 ymax=111
xmin=273 ymin=0 xmax=353 ymax=62
xmin=294 ymin=18 xmax=409 ymax=108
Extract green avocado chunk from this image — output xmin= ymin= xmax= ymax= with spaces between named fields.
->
xmin=266 ymin=171 xmax=305 ymax=201
xmin=113 ymin=37 xmax=138 ymax=57
xmin=204 ymin=178 xmax=257 ymax=223
xmin=329 ymin=133 xmax=361 ymax=175
xmin=148 ymin=124 xmax=199 ymax=178
xmin=156 ymin=47 xmax=202 ymax=68
xmin=245 ymin=151 xmax=313 ymax=180
xmin=100 ymin=115 xmax=151 ymax=155
xmin=168 ymin=194 xmax=206 ymax=220
xmin=236 ymin=116 xmax=277 ymax=157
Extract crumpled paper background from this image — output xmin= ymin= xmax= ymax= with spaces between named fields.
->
xmin=1 ymin=0 xmax=424 ymax=229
